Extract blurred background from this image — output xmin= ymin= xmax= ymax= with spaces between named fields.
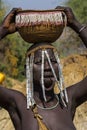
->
xmin=3 ymin=0 xmax=67 ymax=10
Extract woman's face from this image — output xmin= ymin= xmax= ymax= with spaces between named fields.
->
xmin=33 ymin=48 xmax=59 ymax=91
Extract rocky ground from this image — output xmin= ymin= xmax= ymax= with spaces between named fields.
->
xmin=0 ymin=53 xmax=87 ymax=130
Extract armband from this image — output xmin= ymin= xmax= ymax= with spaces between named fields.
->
xmin=79 ymin=25 xmax=87 ymax=33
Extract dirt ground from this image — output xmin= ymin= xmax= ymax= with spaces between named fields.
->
xmin=0 ymin=54 xmax=87 ymax=130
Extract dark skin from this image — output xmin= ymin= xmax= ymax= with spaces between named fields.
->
xmin=0 ymin=7 xmax=87 ymax=130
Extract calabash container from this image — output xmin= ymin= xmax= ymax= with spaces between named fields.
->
xmin=15 ymin=9 xmax=67 ymax=44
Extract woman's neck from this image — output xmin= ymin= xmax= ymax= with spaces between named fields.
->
xmin=34 ymin=90 xmax=58 ymax=109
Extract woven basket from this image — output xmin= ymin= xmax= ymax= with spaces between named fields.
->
xmin=15 ymin=9 xmax=67 ymax=43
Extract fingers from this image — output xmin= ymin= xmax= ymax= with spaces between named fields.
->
xmin=63 ymin=7 xmax=73 ymax=14
xmin=11 ymin=8 xmax=22 ymax=14
xmin=6 ymin=8 xmax=22 ymax=19
xmin=2 ymin=8 xmax=22 ymax=29
xmin=55 ymin=6 xmax=73 ymax=13
xmin=55 ymin=6 xmax=65 ymax=11
xmin=55 ymin=6 xmax=76 ymax=27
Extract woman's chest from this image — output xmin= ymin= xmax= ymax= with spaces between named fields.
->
xmin=21 ymin=106 xmax=76 ymax=130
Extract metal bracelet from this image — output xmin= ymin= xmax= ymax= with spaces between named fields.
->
xmin=79 ymin=25 xmax=87 ymax=33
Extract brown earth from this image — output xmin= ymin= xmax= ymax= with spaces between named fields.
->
xmin=0 ymin=53 xmax=87 ymax=130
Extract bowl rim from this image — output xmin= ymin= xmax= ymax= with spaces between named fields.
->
xmin=17 ymin=9 xmax=64 ymax=14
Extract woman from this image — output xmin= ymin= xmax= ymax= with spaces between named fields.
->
xmin=0 ymin=6 xmax=87 ymax=130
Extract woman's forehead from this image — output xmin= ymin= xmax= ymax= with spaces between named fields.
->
xmin=34 ymin=48 xmax=54 ymax=57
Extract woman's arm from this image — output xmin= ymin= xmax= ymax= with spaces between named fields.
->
xmin=0 ymin=85 xmax=22 ymax=130
xmin=0 ymin=8 xmax=21 ymax=40
xmin=0 ymin=85 xmax=15 ymax=108
xmin=59 ymin=7 xmax=87 ymax=106
xmin=63 ymin=7 xmax=87 ymax=106
xmin=67 ymin=76 xmax=87 ymax=107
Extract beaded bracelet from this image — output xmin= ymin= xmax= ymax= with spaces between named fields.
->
xmin=79 ymin=25 xmax=87 ymax=33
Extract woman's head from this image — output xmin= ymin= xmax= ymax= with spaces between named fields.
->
xmin=26 ymin=43 xmax=68 ymax=108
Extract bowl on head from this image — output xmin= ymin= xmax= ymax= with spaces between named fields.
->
xmin=15 ymin=9 xmax=67 ymax=44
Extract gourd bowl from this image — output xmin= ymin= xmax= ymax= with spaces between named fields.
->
xmin=15 ymin=9 xmax=67 ymax=43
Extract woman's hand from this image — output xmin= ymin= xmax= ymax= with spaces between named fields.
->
xmin=55 ymin=6 xmax=78 ymax=27
xmin=55 ymin=6 xmax=87 ymax=47
xmin=1 ymin=8 xmax=22 ymax=37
